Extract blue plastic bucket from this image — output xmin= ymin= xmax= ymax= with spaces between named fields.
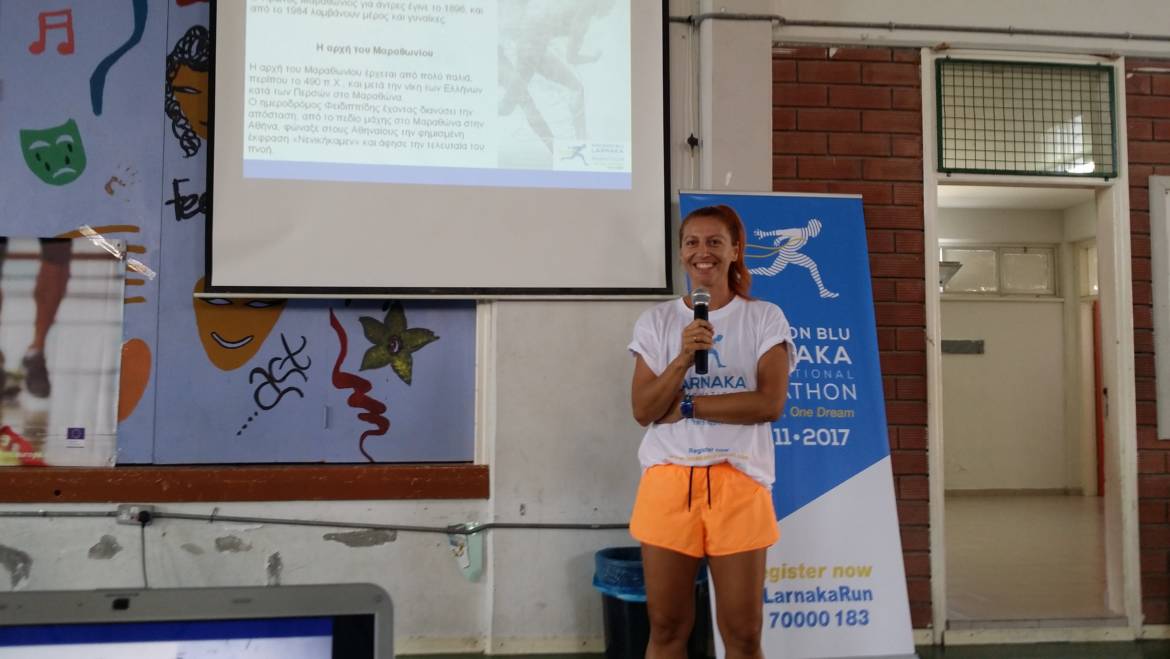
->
xmin=592 ymin=546 xmax=708 ymax=603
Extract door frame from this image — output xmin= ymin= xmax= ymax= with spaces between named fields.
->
xmin=921 ymin=48 xmax=1140 ymax=641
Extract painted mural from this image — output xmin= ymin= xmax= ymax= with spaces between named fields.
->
xmin=0 ymin=1 xmax=477 ymax=464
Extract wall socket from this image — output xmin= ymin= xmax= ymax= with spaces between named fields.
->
xmin=115 ymin=504 xmax=155 ymax=525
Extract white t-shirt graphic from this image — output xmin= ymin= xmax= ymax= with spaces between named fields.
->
xmin=628 ymin=296 xmax=797 ymax=488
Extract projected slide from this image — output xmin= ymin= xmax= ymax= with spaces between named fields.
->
xmin=211 ymin=0 xmax=666 ymax=292
xmin=241 ymin=0 xmax=631 ymax=189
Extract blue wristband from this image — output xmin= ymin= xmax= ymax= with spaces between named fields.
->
xmin=680 ymin=394 xmax=695 ymax=419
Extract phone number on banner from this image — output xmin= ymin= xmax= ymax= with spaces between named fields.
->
xmin=772 ymin=427 xmax=850 ymax=446
xmin=768 ymin=608 xmax=870 ymax=629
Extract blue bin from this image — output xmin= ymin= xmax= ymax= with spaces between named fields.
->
xmin=592 ymin=546 xmax=712 ymax=658
xmin=593 ymin=546 xmax=649 ymax=602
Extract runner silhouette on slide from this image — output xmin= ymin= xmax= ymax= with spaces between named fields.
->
xmin=498 ymin=0 xmax=617 ymax=152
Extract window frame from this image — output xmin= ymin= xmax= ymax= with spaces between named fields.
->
xmin=940 ymin=242 xmax=1060 ymax=298
xmin=935 ymin=58 xmax=1119 ymax=179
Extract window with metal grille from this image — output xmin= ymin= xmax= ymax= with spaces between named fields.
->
xmin=936 ymin=59 xmax=1117 ymax=178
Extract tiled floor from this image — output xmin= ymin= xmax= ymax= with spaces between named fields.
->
xmin=946 ymin=494 xmax=1119 ymax=622
xmin=401 ymin=643 xmax=1170 ymax=658
xmin=916 ymin=642 xmax=1170 ymax=658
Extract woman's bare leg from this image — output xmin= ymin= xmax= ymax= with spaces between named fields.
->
xmin=708 ymin=548 xmax=767 ymax=659
xmin=642 ymin=543 xmax=701 ymax=659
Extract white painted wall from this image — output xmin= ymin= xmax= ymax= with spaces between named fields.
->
xmin=1077 ymin=299 xmax=1099 ymax=496
xmin=938 ymin=207 xmax=1064 ymax=244
xmin=941 ymin=299 xmax=1067 ymax=491
xmin=1059 ymin=237 xmax=1082 ymax=491
xmin=1064 ymin=200 xmax=1097 ymax=243
xmin=0 ymin=501 xmax=494 ymax=651
xmin=486 ymin=300 xmax=648 ymax=652
xmin=1063 ymin=199 xmax=1099 ymax=497
xmin=770 ymin=0 xmax=1170 ymax=57
xmin=939 ymin=208 xmax=1069 ymax=491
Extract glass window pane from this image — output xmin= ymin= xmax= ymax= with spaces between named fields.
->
xmin=1001 ymin=249 xmax=1054 ymax=294
xmin=1083 ymin=244 xmax=1099 ymax=296
xmin=942 ymin=248 xmax=997 ymax=293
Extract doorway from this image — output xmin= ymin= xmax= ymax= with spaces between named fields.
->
xmin=934 ymin=185 xmax=1126 ymax=627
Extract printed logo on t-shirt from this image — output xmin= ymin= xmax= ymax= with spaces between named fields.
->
xmin=684 ymin=332 xmax=747 ymax=392
xmin=684 ymin=373 xmax=747 ymax=391
xmin=710 ymin=334 xmax=727 ymax=368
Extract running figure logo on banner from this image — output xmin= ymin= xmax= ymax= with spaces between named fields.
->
xmin=748 ymin=218 xmax=839 ymax=299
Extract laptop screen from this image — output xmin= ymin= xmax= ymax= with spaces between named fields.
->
xmin=0 ymin=615 xmax=375 ymax=658
xmin=0 ymin=585 xmax=390 ymax=659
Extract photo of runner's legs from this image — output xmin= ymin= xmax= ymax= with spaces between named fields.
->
xmin=0 ymin=238 xmax=121 ymax=467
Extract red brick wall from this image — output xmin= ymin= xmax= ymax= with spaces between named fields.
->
xmin=772 ymin=45 xmax=930 ymax=628
xmin=1127 ymin=58 xmax=1170 ymax=625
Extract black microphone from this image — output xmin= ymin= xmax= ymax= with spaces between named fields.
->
xmin=691 ymin=287 xmax=710 ymax=374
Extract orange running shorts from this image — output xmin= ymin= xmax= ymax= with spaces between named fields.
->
xmin=629 ymin=462 xmax=779 ymax=558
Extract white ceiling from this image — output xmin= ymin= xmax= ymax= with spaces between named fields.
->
xmin=937 ymin=185 xmax=1095 ymax=210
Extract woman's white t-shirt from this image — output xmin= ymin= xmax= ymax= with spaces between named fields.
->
xmin=628 ymin=296 xmax=797 ymax=489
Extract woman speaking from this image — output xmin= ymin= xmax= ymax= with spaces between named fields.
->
xmin=628 ymin=205 xmax=796 ymax=659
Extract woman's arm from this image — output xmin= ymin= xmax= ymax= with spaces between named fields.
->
xmin=630 ymin=319 xmax=714 ymax=426
xmin=630 ymin=354 xmax=687 ymax=426
xmin=657 ymin=343 xmax=790 ymax=425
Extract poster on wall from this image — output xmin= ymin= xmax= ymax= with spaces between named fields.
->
xmin=680 ymin=192 xmax=914 ymax=659
xmin=0 ymin=238 xmax=124 ymax=467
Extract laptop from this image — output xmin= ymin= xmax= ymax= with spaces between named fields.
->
xmin=0 ymin=583 xmax=392 ymax=658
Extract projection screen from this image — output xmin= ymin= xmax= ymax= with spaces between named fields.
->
xmin=207 ymin=0 xmax=670 ymax=296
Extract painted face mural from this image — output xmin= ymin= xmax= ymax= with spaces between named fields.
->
xmin=20 ymin=119 xmax=87 ymax=185
xmin=171 ymin=64 xmax=208 ymax=140
xmin=193 ymin=277 xmax=286 ymax=371
xmin=165 ymin=25 xmax=211 ymax=157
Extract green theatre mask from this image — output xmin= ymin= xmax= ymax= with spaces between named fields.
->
xmin=20 ymin=119 xmax=87 ymax=185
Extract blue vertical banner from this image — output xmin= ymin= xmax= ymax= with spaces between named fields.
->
xmin=680 ymin=192 xmax=914 ymax=659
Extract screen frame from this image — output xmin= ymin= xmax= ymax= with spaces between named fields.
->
xmin=203 ymin=0 xmax=673 ymax=298
xmin=0 ymin=584 xmax=391 ymax=659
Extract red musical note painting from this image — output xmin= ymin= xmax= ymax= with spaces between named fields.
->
xmin=28 ymin=9 xmax=75 ymax=55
